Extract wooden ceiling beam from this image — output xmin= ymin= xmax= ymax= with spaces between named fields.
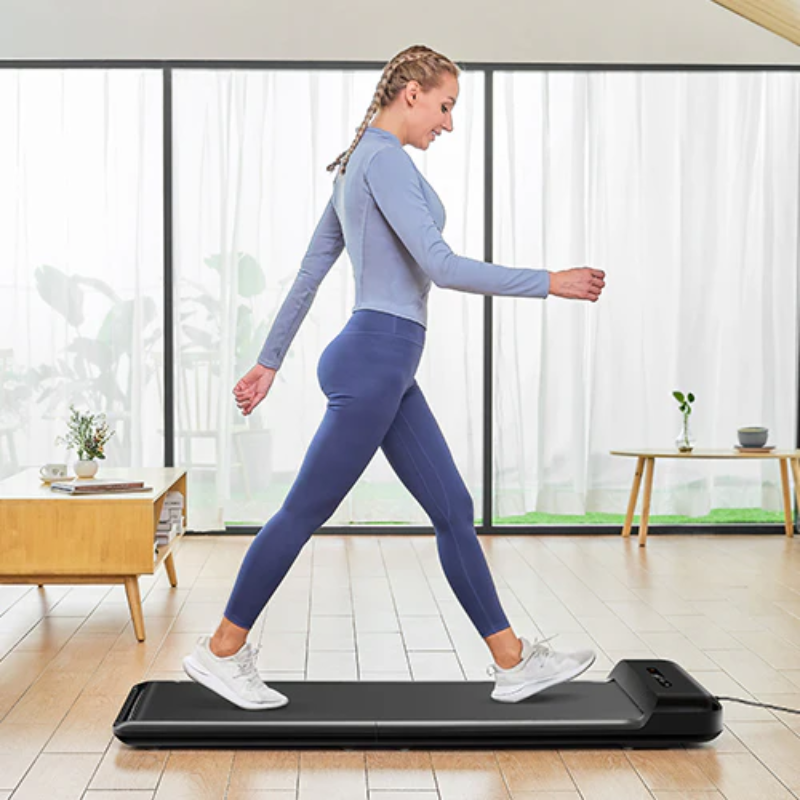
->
xmin=711 ymin=0 xmax=800 ymax=46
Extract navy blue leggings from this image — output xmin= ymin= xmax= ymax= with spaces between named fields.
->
xmin=224 ymin=309 xmax=510 ymax=638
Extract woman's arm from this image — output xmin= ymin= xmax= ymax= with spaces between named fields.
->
xmin=257 ymin=197 xmax=344 ymax=371
xmin=365 ymin=146 xmax=550 ymax=298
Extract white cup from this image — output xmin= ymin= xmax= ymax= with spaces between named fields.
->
xmin=40 ymin=463 xmax=68 ymax=480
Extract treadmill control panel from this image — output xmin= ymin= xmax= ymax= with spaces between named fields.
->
xmin=647 ymin=666 xmax=673 ymax=688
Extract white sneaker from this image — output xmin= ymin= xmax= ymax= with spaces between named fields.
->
xmin=182 ymin=634 xmax=289 ymax=711
xmin=487 ymin=634 xmax=596 ymax=703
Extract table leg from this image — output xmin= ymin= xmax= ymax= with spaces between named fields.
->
xmin=164 ymin=551 xmax=178 ymax=587
xmin=622 ymin=456 xmax=645 ymax=538
xmin=639 ymin=457 xmax=656 ymax=547
xmin=780 ymin=458 xmax=793 ymax=537
xmin=123 ymin=576 xmax=146 ymax=642
xmin=789 ymin=458 xmax=800 ymax=539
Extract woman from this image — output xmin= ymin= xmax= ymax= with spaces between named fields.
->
xmin=183 ymin=44 xmax=606 ymax=710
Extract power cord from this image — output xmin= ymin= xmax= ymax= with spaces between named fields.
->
xmin=715 ymin=696 xmax=800 ymax=715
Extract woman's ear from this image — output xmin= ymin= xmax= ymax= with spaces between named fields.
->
xmin=405 ymin=80 xmax=420 ymax=104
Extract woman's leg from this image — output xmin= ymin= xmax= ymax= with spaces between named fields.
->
xmin=214 ymin=328 xmax=422 ymax=655
xmin=379 ymin=379 xmax=523 ymax=669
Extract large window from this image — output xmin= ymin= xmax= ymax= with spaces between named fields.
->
xmin=0 ymin=70 xmax=164 ymax=480
xmin=171 ymin=69 xmax=485 ymax=528
xmin=1 ymin=65 xmax=797 ymax=532
xmin=492 ymin=71 xmax=800 ymax=525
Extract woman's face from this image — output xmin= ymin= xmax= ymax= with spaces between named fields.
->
xmin=408 ymin=74 xmax=459 ymax=150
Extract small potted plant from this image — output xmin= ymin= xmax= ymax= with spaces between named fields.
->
xmin=673 ymin=390 xmax=696 ymax=452
xmin=55 ymin=404 xmax=116 ymax=478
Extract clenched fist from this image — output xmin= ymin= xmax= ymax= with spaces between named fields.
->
xmin=549 ymin=268 xmax=606 ymax=302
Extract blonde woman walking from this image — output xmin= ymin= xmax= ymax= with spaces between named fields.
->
xmin=183 ymin=44 xmax=606 ymax=710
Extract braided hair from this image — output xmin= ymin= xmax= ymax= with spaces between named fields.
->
xmin=326 ymin=45 xmax=461 ymax=177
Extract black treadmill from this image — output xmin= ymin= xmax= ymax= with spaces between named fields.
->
xmin=113 ymin=659 xmax=722 ymax=749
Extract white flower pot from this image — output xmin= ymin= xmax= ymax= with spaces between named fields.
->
xmin=74 ymin=459 xmax=98 ymax=478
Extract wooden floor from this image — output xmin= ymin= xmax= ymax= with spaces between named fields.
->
xmin=2 ymin=532 xmax=800 ymax=799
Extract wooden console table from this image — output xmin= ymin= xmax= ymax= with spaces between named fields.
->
xmin=610 ymin=449 xmax=800 ymax=546
xmin=0 ymin=466 xmax=186 ymax=641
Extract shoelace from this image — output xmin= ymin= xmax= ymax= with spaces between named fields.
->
xmin=486 ymin=633 xmax=559 ymax=678
xmin=234 ymin=643 xmax=264 ymax=690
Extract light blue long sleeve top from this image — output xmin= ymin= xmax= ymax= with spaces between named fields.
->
xmin=257 ymin=125 xmax=551 ymax=370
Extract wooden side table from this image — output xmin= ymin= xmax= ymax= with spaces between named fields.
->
xmin=610 ymin=449 xmax=800 ymax=546
xmin=0 ymin=466 xmax=186 ymax=641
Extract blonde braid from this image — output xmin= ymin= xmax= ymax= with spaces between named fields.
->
xmin=326 ymin=45 xmax=461 ymax=177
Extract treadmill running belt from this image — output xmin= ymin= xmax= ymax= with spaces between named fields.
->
xmin=114 ymin=659 xmax=723 ymax=748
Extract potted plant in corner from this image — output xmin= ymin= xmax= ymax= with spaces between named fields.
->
xmin=55 ymin=404 xmax=116 ymax=478
xmin=673 ymin=390 xmax=696 ymax=453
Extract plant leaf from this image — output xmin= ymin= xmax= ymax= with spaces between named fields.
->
xmin=237 ymin=254 xmax=266 ymax=298
xmin=96 ymin=297 xmax=158 ymax=358
xmin=74 ymin=275 xmax=120 ymax=304
xmin=66 ymin=337 xmax=113 ymax=371
xmin=185 ymin=295 xmax=220 ymax=317
xmin=204 ymin=253 xmax=224 ymax=274
xmin=35 ymin=265 xmax=84 ymax=327
xmin=182 ymin=325 xmax=216 ymax=349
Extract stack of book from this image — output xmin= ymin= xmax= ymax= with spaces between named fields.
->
xmin=156 ymin=491 xmax=184 ymax=549
xmin=50 ymin=478 xmax=152 ymax=494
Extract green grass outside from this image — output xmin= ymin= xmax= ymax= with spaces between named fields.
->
xmin=225 ymin=508 xmax=786 ymax=527
xmin=490 ymin=507 xmax=786 ymax=525
xmin=188 ymin=469 xmax=788 ymax=527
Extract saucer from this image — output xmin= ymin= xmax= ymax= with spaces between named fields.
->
xmin=734 ymin=445 xmax=774 ymax=451
xmin=40 ymin=475 xmax=70 ymax=484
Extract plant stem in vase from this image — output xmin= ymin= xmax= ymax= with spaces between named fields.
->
xmin=676 ymin=415 xmax=695 ymax=452
xmin=672 ymin=390 xmax=696 ymax=453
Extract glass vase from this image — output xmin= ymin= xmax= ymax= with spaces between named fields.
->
xmin=675 ymin=415 xmax=695 ymax=452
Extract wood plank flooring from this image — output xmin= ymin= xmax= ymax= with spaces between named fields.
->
xmin=2 ymin=532 xmax=800 ymax=798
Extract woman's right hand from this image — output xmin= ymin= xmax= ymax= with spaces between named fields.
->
xmin=233 ymin=364 xmax=277 ymax=416
xmin=549 ymin=267 xmax=606 ymax=302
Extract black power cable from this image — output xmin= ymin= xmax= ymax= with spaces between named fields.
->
xmin=715 ymin=696 xmax=800 ymax=715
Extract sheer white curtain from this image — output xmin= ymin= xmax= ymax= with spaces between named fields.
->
xmin=0 ymin=69 xmax=164 ymax=480
xmin=173 ymin=70 xmax=485 ymax=530
xmin=493 ymin=72 xmax=800 ymax=520
xmin=6 ymin=68 xmax=796 ymax=531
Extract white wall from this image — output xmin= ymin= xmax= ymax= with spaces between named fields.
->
xmin=0 ymin=0 xmax=798 ymax=63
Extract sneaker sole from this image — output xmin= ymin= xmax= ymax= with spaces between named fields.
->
xmin=491 ymin=652 xmax=597 ymax=703
xmin=182 ymin=654 xmax=289 ymax=711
